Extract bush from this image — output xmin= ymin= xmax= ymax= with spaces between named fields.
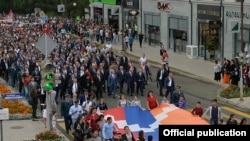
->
xmin=35 ymin=131 xmax=61 ymax=141
xmin=219 ymin=85 xmax=250 ymax=98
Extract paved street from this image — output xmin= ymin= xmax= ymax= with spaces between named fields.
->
xmin=57 ymin=59 xmax=250 ymax=140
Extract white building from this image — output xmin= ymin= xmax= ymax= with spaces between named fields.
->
xmin=89 ymin=0 xmax=250 ymax=61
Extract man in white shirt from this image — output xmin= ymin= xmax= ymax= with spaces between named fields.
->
xmin=139 ymin=53 xmax=147 ymax=65
xmin=82 ymin=97 xmax=92 ymax=115
xmin=69 ymin=100 xmax=83 ymax=130
xmin=105 ymin=41 xmax=112 ymax=50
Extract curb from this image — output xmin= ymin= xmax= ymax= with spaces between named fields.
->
xmin=216 ymin=89 xmax=250 ymax=113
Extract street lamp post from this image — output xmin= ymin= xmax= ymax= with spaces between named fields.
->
xmin=73 ymin=2 xmax=77 ymax=34
xmin=239 ymin=0 xmax=244 ymax=102
xmin=236 ymin=53 xmax=245 ymax=102
xmin=121 ymin=0 xmax=126 ymax=51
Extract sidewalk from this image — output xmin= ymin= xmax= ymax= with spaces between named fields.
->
xmin=110 ymin=40 xmax=250 ymax=113
xmin=2 ymin=119 xmax=69 ymax=141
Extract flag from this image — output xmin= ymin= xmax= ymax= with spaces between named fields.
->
xmin=43 ymin=23 xmax=51 ymax=34
xmin=104 ymin=104 xmax=208 ymax=141
xmin=7 ymin=9 xmax=13 ymax=19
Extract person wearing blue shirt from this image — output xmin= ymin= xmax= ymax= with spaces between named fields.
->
xmin=102 ymin=117 xmax=118 ymax=141
xmin=128 ymin=35 xmax=134 ymax=52
xmin=69 ymin=100 xmax=83 ymax=130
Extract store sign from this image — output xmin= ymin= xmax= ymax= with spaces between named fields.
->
xmin=123 ymin=0 xmax=139 ymax=10
xmin=197 ymin=5 xmax=220 ymax=21
xmin=157 ymin=2 xmax=171 ymax=12
xmin=226 ymin=11 xmax=250 ymax=19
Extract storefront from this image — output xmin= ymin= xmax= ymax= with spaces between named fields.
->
xmin=168 ymin=15 xmax=188 ymax=52
xmin=144 ymin=13 xmax=161 ymax=45
xmin=123 ymin=0 xmax=140 ymax=34
xmin=197 ymin=4 xmax=221 ymax=60
xmin=90 ymin=0 xmax=122 ymax=29
xmin=94 ymin=7 xmax=103 ymax=23
xmin=224 ymin=6 xmax=250 ymax=59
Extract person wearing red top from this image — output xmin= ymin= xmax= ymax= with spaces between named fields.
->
xmin=191 ymin=101 xmax=203 ymax=117
xmin=161 ymin=50 xmax=168 ymax=65
xmin=85 ymin=107 xmax=100 ymax=131
xmin=146 ymin=90 xmax=159 ymax=110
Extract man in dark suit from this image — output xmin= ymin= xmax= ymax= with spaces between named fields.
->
xmin=164 ymin=72 xmax=175 ymax=103
xmin=156 ymin=65 xmax=167 ymax=96
xmin=31 ymin=66 xmax=41 ymax=85
xmin=125 ymin=67 xmax=135 ymax=96
xmin=135 ymin=68 xmax=146 ymax=96
xmin=117 ymin=66 xmax=126 ymax=93
xmin=120 ymin=53 xmax=129 ymax=71
xmin=60 ymin=71 xmax=68 ymax=99
xmin=61 ymin=94 xmax=73 ymax=134
xmin=1 ymin=57 xmax=9 ymax=82
xmin=93 ymin=70 xmax=103 ymax=100
xmin=164 ymin=63 xmax=170 ymax=75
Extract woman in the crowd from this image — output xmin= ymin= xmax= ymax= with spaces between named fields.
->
xmin=120 ymin=126 xmax=136 ymax=141
xmin=130 ymin=95 xmax=141 ymax=107
xmin=223 ymin=59 xmax=231 ymax=84
xmin=146 ymin=90 xmax=159 ymax=110
xmin=214 ymin=60 xmax=221 ymax=82
xmin=118 ymin=94 xmax=128 ymax=107
xmin=85 ymin=107 xmax=100 ymax=131
xmin=226 ymin=114 xmax=238 ymax=125
xmin=74 ymin=116 xmax=86 ymax=141
xmin=137 ymin=130 xmax=146 ymax=141
xmin=239 ymin=118 xmax=248 ymax=125
xmin=30 ymin=88 xmax=38 ymax=120
xmin=96 ymin=97 xmax=108 ymax=113
xmin=96 ymin=114 xmax=105 ymax=140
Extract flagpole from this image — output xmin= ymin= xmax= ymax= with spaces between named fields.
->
xmin=45 ymin=33 xmax=48 ymax=59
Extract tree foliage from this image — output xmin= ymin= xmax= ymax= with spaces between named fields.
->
xmin=0 ymin=0 xmax=90 ymax=17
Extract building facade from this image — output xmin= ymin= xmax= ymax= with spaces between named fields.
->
xmin=142 ymin=0 xmax=192 ymax=53
xmin=89 ymin=0 xmax=142 ymax=32
xmin=223 ymin=4 xmax=250 ymax=59
xmin=89 ymin=0 xmax=250 ymax=61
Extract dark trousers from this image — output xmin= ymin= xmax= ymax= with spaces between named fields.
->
xmin=139 ymin=39 xmax=143 ymax=47
xmin=64 ymin=116 xmax=72 ymax=132
xmin=119 ymin=81 xmax=124 ymax=93
xmin=136 ymin=82 xmax=144 ymax=96
xmin=96 ymin=35 xmax=100 ymax=42
xmin=158 ymin=80 xmax=164 ymax=96
xmin=165 ymin=86 xmax=174 ymax=103
xmin=32 ymin=102 xmax=38 ymax=118
xmin=127 ymin=82 xmax=134 ymax=96
xmin=129 ymin=44 xmax=133 ymax=51
xmin=95 ymin=87 xmax=102 ymax=100
xmin=19 ymin=82 xmax=23 ymax=93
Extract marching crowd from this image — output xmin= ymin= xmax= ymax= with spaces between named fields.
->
xmin=1 ymin=14 xmax=248 ymax=141
xmin=0 ymin=15 xmax=163 ymax=141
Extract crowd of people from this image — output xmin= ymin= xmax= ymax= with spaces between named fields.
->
xmin=1 ymin=13 xmax=248 ymax=141
xmin=0 ymin=15 xmax=161 ymax=141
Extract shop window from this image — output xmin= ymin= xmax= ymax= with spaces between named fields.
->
xmin=235 ymin=29 xmax=250 ymax=56
xmin=198 ymin=22 xmax=220 ymax=60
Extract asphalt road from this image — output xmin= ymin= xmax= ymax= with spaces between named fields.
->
xmin=55 ymin=60 xmax=250 ymax=123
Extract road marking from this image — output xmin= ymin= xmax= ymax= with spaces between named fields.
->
xmin=58 ymin=122 xmax=73 ymax=138
xmin=222 ymin=106 xmax=250 ymax=119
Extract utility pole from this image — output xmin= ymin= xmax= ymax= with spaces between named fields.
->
xmin=140 ymin=0 xmax=142 ymax=33
xmin=121 ymin=0 xmax=126 ymax=51
xmin=239 ymin=0 xmax=245 ymax=102
xmin=240 ymin=0 xmax=244 ymax=53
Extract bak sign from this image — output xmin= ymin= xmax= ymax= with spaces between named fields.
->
xmin=158 ymin=2 xmax=171 ymax=12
